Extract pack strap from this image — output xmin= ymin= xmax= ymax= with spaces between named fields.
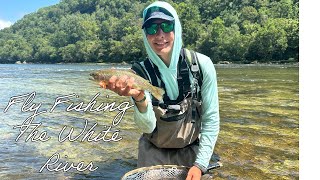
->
xmin=184 ymin=49 xmax=203 ymax=120
xmin=143 ymin=59 xmax=172 ymax=106
xmin=190 ymin=50 xmax=202 ymax=101
xmin=178 ymin=49 xmax=191 ymax=99
xmin=131 ymin=61 xmax=149 ymax=80
xmin=143 ymin=59 xmax=158 ymax=87
xmin=185 ymin=49 xmax=203 ymax=88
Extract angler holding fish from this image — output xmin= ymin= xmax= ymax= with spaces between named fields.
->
xmin=91 ymin=1 xmax=220 ymax=180
xmin=90 ymin=69 xmax=165 ymax=102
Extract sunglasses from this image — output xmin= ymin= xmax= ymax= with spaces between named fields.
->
xmin=145 ymin=21 xmax=174 ymax=35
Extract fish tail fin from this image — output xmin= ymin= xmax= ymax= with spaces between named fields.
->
xmin=152 ymin=87 xmax=165 ymax=101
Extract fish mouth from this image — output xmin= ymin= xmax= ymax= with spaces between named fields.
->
xmin=89 ymin=72 xmax=99 ymax=81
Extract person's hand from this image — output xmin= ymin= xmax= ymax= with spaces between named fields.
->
xmin=186 ymin=166 xmax=202 ymax=180
xmin=99 ymin=75 xmax=143 ymax=101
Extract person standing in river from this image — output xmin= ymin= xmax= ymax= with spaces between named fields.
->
xmin=100 ymin=1 xmax=220 ymax=179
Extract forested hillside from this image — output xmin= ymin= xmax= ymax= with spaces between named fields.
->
xmin=0 ymin=0 xmax=299 ymax=64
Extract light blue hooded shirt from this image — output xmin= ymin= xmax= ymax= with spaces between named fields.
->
xmin=132 ymin=1 xmax=220 ymax=170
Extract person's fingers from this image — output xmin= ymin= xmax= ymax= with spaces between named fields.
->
xmin=114 ymin=75 xmax=127 ymax=95
xmin=108 ymin=76 xmax=118 ymax=90
xmin=126 ymin=77 xmax=134 ymax=88
xmin=115 ymin=76 xmax=123 ymax=90
xmin=186 ymin=174 xmax=192 ymax=180
xmin=119 ymin=75 xmax=129 ymax=88
xmin=121 ymin=77 xmax=135 ymax=96
xmin=99 ymin=81 xmax=107 ymax=89
xmin=186 ymin=166 xmax=201 ymax=180
xmin=102 ymin=75 xmax=140 ymax=97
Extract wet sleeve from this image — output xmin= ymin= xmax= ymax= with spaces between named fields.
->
xmin=194 ymin=53 xmax=220 ymax=170
xmin=131 ymin=91 xmax=157 ymax=133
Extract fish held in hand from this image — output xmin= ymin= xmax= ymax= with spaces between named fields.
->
xmin=90 ymin=69 xmax=165 ymax=101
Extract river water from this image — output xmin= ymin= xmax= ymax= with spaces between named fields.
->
xmin=0 ymin=64 xmax=298 ymax=180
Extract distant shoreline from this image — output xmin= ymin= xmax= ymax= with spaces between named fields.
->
xmin=5 ymin=60 xmax=299 ymax=66
xmin=10 ymin=61 xmax=130 ymax=66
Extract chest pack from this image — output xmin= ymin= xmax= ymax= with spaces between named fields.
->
xmin=131 ymin=48 xmax=203 ymax=106
xmin=131 ymin=48 xmax=203 ymax=148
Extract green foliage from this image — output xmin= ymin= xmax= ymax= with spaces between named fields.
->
xmin=32 ymin=37 xmax=57 ymax=63
xmin=0 ymin=0 xmax=299 ymax=64
xmin=247 ymin=18 xmax=288 ymax=61
xmin=0 ymin=32 xmax=32 ymax=63
xmin=174 ymin=1 xmax=202 ymax=49
xmin=218 ymin=25 xmax=251 ymax=62
xmin=196 ymin=17 xmax=228 ymax=63
xmin=240 ymin=6 xmax=258 ymax=23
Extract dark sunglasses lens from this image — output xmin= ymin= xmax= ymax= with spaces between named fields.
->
xmin=161 ymin=22 xmax=174 ymax=33
xmin=145 ymin=22 xmax=174 ymax=35
xmin=146 ymin=24 xmax=158 ymax=35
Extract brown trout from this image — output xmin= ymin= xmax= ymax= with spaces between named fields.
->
xmin=90 ymin=69 xmax=165 ymax=101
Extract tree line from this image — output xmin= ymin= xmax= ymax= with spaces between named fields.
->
xmin=0 ymin=0 xmax=299 ymax=64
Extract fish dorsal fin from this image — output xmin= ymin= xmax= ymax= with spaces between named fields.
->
xmin=128 ymin=68 xmax=137 ymax=74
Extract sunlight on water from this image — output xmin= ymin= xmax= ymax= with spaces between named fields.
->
xmin=214 ymin=64 xmax=298 ymax=179
xmin=0 ymin=64 xmax=298 ymax=179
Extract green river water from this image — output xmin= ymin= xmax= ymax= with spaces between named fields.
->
xmin=0 ymin=64 xmax=298 ymax=180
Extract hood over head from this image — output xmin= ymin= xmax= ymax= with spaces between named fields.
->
xmin=142 ymin=1 xmax=182 ymax=100
xmin=142 ymin=6 xmax=174 ymax=28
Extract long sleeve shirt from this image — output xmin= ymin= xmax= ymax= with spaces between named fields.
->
xmin=132 ymin=52 xmax=220 ymax=170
